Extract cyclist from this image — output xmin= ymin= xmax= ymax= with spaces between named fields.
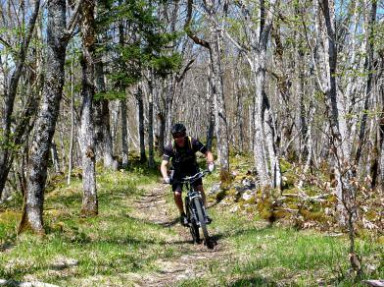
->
xmin=161 ymin=123 xmax=215 ymax=226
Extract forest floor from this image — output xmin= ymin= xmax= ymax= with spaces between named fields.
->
xmin=128 ymin=182 xmax=232 ymax=286
xmin=0 ymin=165 xmax=383 ymax=286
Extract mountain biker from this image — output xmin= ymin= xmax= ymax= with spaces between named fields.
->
xmin=161 ymin=123 xmax=215 ymax=226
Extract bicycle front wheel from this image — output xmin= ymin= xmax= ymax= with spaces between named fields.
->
xmin=193 ymin=197 xmax=209 ymax=241
xmin=186 ymin=197 xmax=200 ymax=243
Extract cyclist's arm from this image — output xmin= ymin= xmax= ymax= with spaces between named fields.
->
xmin=192 ymin=138 xmax=214 ymax=164
xmin=160 ymin=160 xmax=169 ymax=179
xmin=161 ymin=145 xmax=173 ymax=180
xmin=205 ymin=150 xmax=214 ymax=164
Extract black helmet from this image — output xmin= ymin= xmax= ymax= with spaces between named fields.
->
xmin=171 ymin=123 xmax=186 ymax=136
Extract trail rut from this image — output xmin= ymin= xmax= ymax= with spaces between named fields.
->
xmin=130 ymin=184 xmax=229 ymax=287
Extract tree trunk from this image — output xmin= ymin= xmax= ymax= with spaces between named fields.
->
xmin=165 ymin=77 xmax=175 ymax=145
xmin=51 ymin=140 xmax=61 ymax=173
xmin=320 ymin=0 xmax=362 ymax=274
xmin=355 ymin=0 xmax=377 ymax=167
xmin=136 ymin=87 xmax=147 ymax=163
xmin=252 ymin=55 xmax=271 ymax=186
xmin=248 ymin=0 xmax=280 ymax=188
xmin=19 ymin=0 xmax=65 ymax=234
xmin=205 ymin=1 xmax=230 ymax=174
xmin=79 ymin=0 xmax=98 ymax=216
xmin=118 ymin=12 xmax=128 ymax=168
xmin=0 ymin=0 xmax=40 ymax=199
xmin=148 ymin=78 xmax=155 ymax=168
xmin=206 ymin=72 xmax=215 ymax=151
xmin=67 ymin=61 xmax=75 ymax=185
xmin=158 ymin=112 xmax=166 ymax=156
xmin=94 ymin=59 xmax=115 ymax=169
xmin=121 ymin=97 xmax=129 ymax=168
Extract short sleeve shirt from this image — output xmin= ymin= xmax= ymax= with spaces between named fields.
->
xmin=162 ymin=137 xmax=207 ymax=173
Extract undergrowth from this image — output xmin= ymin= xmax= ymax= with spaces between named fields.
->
xmin=0 ymin=157 xmax=382 ymax=286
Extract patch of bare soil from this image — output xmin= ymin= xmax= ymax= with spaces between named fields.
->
xmin=130 ymin=184 xmax=230 ymax=287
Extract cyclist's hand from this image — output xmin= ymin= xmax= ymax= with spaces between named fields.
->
xmin=208 ymin=162 xmax=215 ymax=173
xmin=163 ymin=177 xmax=171 ymax=184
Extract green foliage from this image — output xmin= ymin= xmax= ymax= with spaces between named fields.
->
xmin=279 ymin=158 xmax=292 ymax=173
xmin=95 ymin=0 xmax=183 ymax=88
xmin=94 ymin=91 xmax=126 ymax=101
xmin=150 ymin=53 xmax=182 ymax=77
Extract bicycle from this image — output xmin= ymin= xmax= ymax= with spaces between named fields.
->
xmin=179 ymin=170 xmax=215 ymax=248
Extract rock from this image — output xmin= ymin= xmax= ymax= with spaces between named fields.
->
xmin=209 ymin=183 xmax=221 ymax=195
xmin=242 ymin=191 xmax=254 ymax=201
xmin=241 ymin=178 xmax=256 ymax=189
xmin=0 ymin=280 xmax=60 ymax=287
xmin=230 ymin=206 xmax=239 ymax=213
xmin=19 ymin=282 xmax=61 ymax=287
xmin=51 ymin=256 xmax=79 ymax=270
xmin=363 ymin=280 xmax=384 ymax=287
xmin=362 ymin=218 xmax=378 ymax=230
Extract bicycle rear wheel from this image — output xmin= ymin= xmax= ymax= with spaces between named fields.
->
xmin=194 ymin=197 xmax=209 ymax=241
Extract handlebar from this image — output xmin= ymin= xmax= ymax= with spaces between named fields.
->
xmin=180 ymin=169 xmax=210 ymax=184
xmin=162 ymin=169 xmax=210 ymax=185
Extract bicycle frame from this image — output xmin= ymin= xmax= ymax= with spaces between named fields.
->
xmin=180 ymin=170 xmax=210 ymax=243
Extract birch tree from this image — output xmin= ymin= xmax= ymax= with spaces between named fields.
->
xmin=0 ymin=0 xmax=41 ymax=198
xmin=226 ymin=0 xmax=281 ymax=188
xmin=79 ymin=0 xmax=98 ymax=216
xmin=19 ymin=0 xmax=79 ymax=233
xmin=184 ymin=0 xmax=230 ymax=176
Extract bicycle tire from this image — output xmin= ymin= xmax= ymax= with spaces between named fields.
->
xmin=194 ymin=197 xmax=209 ymax=241
xmin=185 ymin=197 xmax=200 ymax=243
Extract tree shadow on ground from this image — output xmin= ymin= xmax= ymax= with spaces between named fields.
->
xmin=230 ymin=276 xmax=277 ymax=287
xmin=156 ymin=217 xmax=179 ymax=227
xmin=0 ymin=241 xmax=15 ymax=253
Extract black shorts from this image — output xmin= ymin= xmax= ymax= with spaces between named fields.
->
xmin=171 ymin=168 xmax=202 ymax=193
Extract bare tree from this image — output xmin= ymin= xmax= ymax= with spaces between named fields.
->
xmin=79 ymin=0 xmax=98 ymax=216
xmin=0 ymin=0 xmax=41 ymax=198
xmin=19 ymin=0 xmax=79 ymax=233
xmin=226 ymin=0 xmax=281 ymax=188
xmin=184 ymin=0 xmax=230 ymax=176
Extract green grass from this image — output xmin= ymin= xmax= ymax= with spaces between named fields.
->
xmin=178 ymin=204 xmax=383 ymax=286
xmin=0 ymin=164 xmax=383 ymax=286
xmin=0 ymin=167 xmax=173 ymax=286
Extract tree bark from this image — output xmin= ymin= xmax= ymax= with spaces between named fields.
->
xmin=67 ymin=60 xmax=75 ymax=185
xmin=0 ymin=0 xmax=40 ymax=199
xmin=355 ymin=0 xmax=377 ymax=167
xmin=206 ymin=70 xmax=215 ymax=151
xmin=118 ymin=12 xmax=129 ymax=168
xmin=94 ymin=59 xmax=115 ymax=169
xmin=148 ymin=77 xmax=155 ymax=168
xmin=204 ymin=0 xmax=230 ymax=174
xmin=243 ymin=0 xmax=280 ymax=188
xmin=121 ymin=97 xmax=129 ymax=168
xmin=51 ymin=140 xmax=61 ymax=173
xmin=136 ymin=87 xmax=147 ymax=163
xmin=19 ymin=0 xmax=66 ymax=234
xmin=79 ymin=0 xmax=98 ymax=216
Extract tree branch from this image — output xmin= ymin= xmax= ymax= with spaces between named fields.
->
xmin=0 ymin=36 xmax=13 ymax=51
xmin=176 ymin=59 xmax=195 ymax=82
xmin=184 ymin=0 xmax=210 ymax=49
xmin=63 ymin=0 xmax=82 ymax=43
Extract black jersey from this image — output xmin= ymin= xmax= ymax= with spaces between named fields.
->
xmin=162 ymin=137 xmax=207 ymax=173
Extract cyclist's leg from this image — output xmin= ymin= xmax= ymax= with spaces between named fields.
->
xmin=172 ymin=182 xmax=184 ymax=215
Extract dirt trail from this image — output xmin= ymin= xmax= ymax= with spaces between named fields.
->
xmin=130 ymin=184 xmax=229 ymax=287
